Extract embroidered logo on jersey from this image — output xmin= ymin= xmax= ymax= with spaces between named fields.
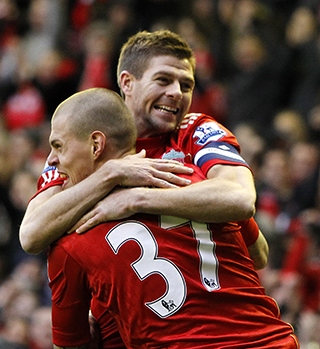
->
xmin=161 ymin=149 xmax=185 ymax=163
xmin=161 ymin=299 xmax=177 ymax=312
xmin=193 ymin=122 xmax=227 ymax=145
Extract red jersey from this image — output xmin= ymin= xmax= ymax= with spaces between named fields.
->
xmin=30 ymin=163 xmax=65 ymax=201
xmin=35 ymin=113 xmax=248 ymax=198
xmin=136 ymin=113 xmax=250 ymax=175
xmin=41 ymin=113 xmax=277 ymax=347
xmin=48 ymin=213 xmax=298 ymax=348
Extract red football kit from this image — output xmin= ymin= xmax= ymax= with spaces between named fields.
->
xmin=34 ymin=113 xmax=298 ymax=348
xmin=48 ymin=211 xmax=298 ymax=348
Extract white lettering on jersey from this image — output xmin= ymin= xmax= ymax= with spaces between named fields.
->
xmin=106 ymin=221 xmax=187 ymax=318
xmin=106 ymin=218 xmax=220 ymax=318
xmin=161 ymin=216 xmax=220 ymax=292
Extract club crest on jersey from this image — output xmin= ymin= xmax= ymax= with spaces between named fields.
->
xmin=193 ymin=122 xmax=227 ymax=145
xmin=161 ymin=149 xmax=185 ymax=163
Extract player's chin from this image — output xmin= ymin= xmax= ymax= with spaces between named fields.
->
xmin=159 ymin=115 xmax=181 ymax=131
xmin=156 ymin=122 xmax=178 ymax=134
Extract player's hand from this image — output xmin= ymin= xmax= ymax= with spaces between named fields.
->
xmin=70 ymin=187 xmax=142 ymax=234
xmin=105 ymin=149 xmax=193 ymax=188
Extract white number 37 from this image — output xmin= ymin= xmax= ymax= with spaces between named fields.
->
xmin=106 ymin=217 xmax=219 ymax=318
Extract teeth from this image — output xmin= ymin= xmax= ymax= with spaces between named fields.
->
xmin=60 ymin=174 xmax=68 ymax=178
xmin=155 ymin=105 xmax=178 ymax=114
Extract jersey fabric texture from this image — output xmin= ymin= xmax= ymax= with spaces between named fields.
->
xmin=136 ymin=113 xmax=250 ymax=174
xmin=31 ymin=164 xmax=65 ymax=201
xmin=48 ymin=213 xmax=298 ymax=348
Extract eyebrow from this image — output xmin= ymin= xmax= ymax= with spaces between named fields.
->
xmin=154 ymin=70 xmax=195 ymax=85
xmin=50 ymin=139 xmax=61 ymax=147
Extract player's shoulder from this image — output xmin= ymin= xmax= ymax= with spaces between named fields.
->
xmin=179 ymin=113 xmax=235 ymax=144
xmin=179 ymin=113 xmax=216 ymax=130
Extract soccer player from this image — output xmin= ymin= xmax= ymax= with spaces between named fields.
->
xmin=20 ymin=30 xmax=267 ymax=270
xmin=48 ymin=87 xmax=298 ymax=349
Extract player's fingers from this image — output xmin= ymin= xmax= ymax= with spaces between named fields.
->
xmin=150 ymin=172 xmax=192 ymax=187
xmin=151 ymin=162 xmax=194 ymax=174
xmin=124 ymin=149 xmax=146 ymax=160
xmin=76 ymin=215 xmax=102 ymax=234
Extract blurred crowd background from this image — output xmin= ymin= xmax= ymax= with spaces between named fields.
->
xmin=0 ymin=0 xmax=320 ymax=348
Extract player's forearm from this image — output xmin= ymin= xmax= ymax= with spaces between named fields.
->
xmin=132 ymin=177 xmax=256 ymax=223
xmin=247 ymin=231 xmax=269 ymax=270
xmin=20 ymin=165 xmax=119 ymax=254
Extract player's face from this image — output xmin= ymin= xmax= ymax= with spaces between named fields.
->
xmin=127 ymin=55 xmax=195 ymax=138
xmin=47 ymin=114 xmax=94 ymax=189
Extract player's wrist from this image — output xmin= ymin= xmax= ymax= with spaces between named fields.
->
xmin=130 ymin=187 xmax=160 ymax=215
xmin=96 ymin=159 xmax=125 ymax=188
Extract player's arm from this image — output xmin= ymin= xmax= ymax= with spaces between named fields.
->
xmin=137 ymin=163 xmax=256 ymax=222
xmin=247 ymin=231 xmax=269 ymax=270
xmin=20 ymin=152 xmax=193 ymax=254
xmin=74 ymin=163 xmax=256 ymax=234
xmin=49 ymin=244 xmax=92 ymax=349
xmin=239 ymin=217 xmax=269 ymax=270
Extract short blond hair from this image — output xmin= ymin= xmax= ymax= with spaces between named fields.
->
xmin=54 ymin=88 xmax=137 ymax=153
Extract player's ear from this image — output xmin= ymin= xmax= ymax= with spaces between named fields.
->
xmin=120 ymin=71 xmax=135 ymax=96
xmin=91 ymin=131 xmax=106 ymax=160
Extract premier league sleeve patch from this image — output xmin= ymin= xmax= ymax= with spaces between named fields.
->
xmin=193 ymin=122 xmax=227 ymax=145
xmin=194 ymin=141 xmax=248 ymax=168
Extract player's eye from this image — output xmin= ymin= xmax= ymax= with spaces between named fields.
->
xmin=157 ymin=77 xmax=170 ymax=84
xmin=181 ymin=82 xmax=193 ymax=92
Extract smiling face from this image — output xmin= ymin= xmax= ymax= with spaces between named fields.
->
xmin=123 ymin=55 xmax=195 ymax=138
xmin=47 ymin=112 xmax=95 ymax=189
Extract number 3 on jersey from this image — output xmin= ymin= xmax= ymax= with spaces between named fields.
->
xmin=106 ymin=221 xmax=186 ymax=318
xmin=106 ymin=218 xmax=220 ymax=318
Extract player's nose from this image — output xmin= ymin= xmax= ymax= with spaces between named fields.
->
xmin=166 ymin=80 xmax=183 ymax=101
xmin=47 ymin=150 xmax=59 ymax=167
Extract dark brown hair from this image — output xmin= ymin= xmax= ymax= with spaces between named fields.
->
xmin=117 ymin=30 xmax=196 ymax=90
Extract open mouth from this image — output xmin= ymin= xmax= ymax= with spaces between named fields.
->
xmin=154 ymin=105 xmax=179 ymax=115
xmin=59 ymin=173 xmax=69 ymax=187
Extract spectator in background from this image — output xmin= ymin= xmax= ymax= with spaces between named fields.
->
xmin=29 ymin=307 xmax=52 ymax=349
xmin=226 ymin=32 xmax=289 ymax=136
xmin=284 ymin=5 xmax=320 ymax=119
xmin=77 ymin=20 xmax=117 ymax=92
xmin=232 ymin=122 xmax=266 ymax=174
xmin=32 ymin=49 xmax=79 ymax=119
xmin=309 ymin=102 xmax=320 ymax=142
xmin=20 ymin=0 xmax=64 ymax=76
xmin=0 ymin=258 xmax=50 ymax=348
xmin=176 ymin=17 xmax=228 ymax=124
xmin=272 ymin=109 xmax=309 ymax=150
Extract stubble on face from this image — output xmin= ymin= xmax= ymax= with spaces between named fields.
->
xmin=128 ymin=56 xmax=195 ymax=138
